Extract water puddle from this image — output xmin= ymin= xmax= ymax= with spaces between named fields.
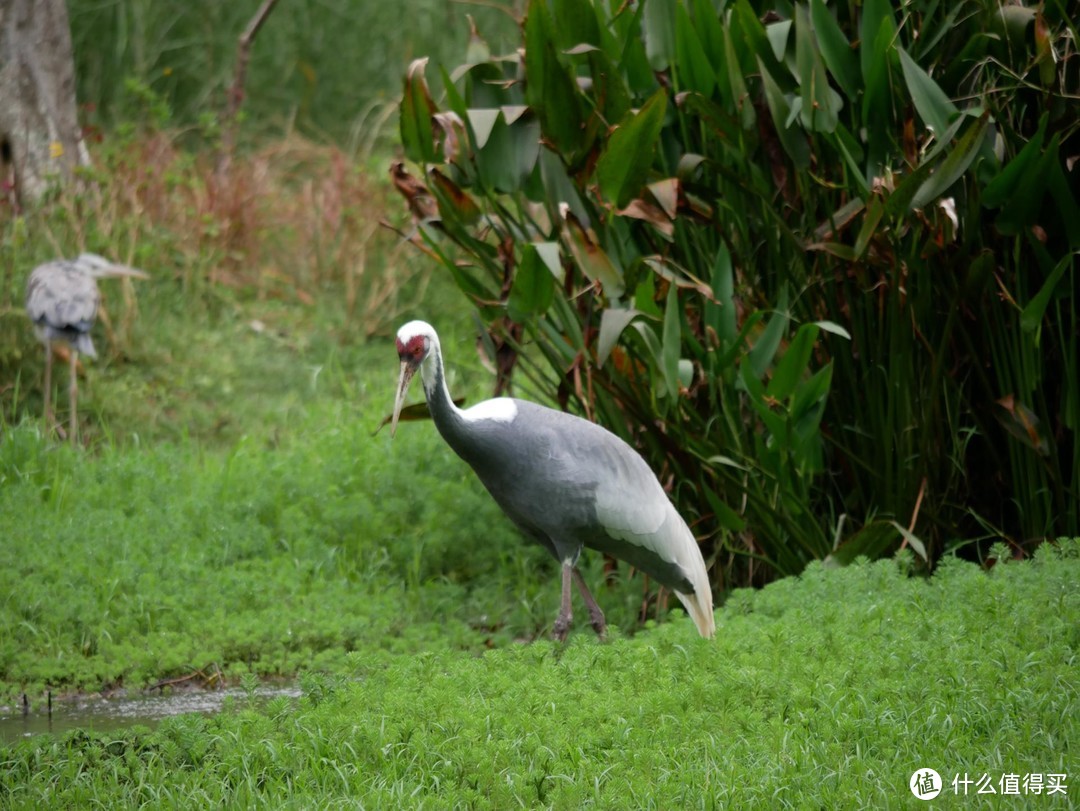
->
xmin=0 ymin=684 xmax=302 ymax=744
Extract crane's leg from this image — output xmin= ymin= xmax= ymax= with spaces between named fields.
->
xmin=42 ymin=342 xmax=54 ymax=432
xmin=572 ymin=568 xmax=607 ymax=639
xmin=552 ymin=562 xmax=574 ymax=642
xmin=68 ymin=349 xmax=79 ymax=445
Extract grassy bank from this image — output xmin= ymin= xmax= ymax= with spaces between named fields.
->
xmin=0 ymin=396 xmax=683 ymax=701
xmin=2 ymin=543 xmax=1076 ymax=807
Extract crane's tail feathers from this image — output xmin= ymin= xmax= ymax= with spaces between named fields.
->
xmin=674 ymin=587 xmax=716 ymax=639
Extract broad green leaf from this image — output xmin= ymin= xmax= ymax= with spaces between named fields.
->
xmin=795 ymin=4 xmax=841 ymax=133
xmin=662 ymin=283 xmax=681 ymax=399
xmin=596 ymin=90 xmax=668 ymax=209
xmin=824 ymin=520 xmax=900 ymax=567
xmin=859 ymin=0 xmax=894 ymax=85
xmin=995 ymin=395 xmax=1050 ymax=456
xmin=765 ymin=20 xmax=791 ymax=63
xmin=524 ymin=0 xmax=586 ymax=157
xmin=562 ymin=210 xmax=625 ymax=298
xmin=678 ymin=359 xmax=694 ymax=389
xmin=982 ymin=113 xmax=1047 ymax=208
xmin=400 ymin=58 xmax=438 ymax=163
xmin=730 ymin=0 xmax=782 ymax=78
xmin=854 ymin=196 xmax=884 ymax=259
xmin=539 ymin=147 xmax=588 ymax=225
xmin=507 ymin=244 xmax=555 ymax=322
xmin=910 ymin=112 xmax=989 ymax=210
xmin=633 ymin=271 xmax=663 ymax=317
xmin=706 ymin=245 xmax=736 ymax=348
xmin=748 ymin=288 xmax=790 ymax=380
xmin=551 ymin=0 xmax=601 ymax=51
xmin=759 ymin=59 xmax=810 ymax=169
xmin=1034 ymin=11 xmax=1056 ymax=87
xmin=791 ymin=363 xmax=833 ymax=423
xmin=464 ymin=16 xmax=490 ymax=65
xmin=739 ymin=359 xmax=786 ymax=438
xmin=768 ymin=323 xmax=819 ymax=402
xmin=813 ymin=320 xmax=852 ymax=340
xmin=716 ymin=310 xmax=764 ymax=371
xmin=704 ymin=486 xmax=747 ymax=532
xmin=643 ymin=0 xmax=676 ymax=71
xmin=691 ymin=0 xmax=725 ymax=74
xmin=830 ymin=123 xmax=871 ymax=198
xmin=810 ymin=0 xmax=860 ymax=99
xmin=723 ymin=26 xmax=755 ymax=130
xmin=678 ymin=93 xmax=742 ymax=145
xmin=533 ymin=241 xmax=563 ymax=282
xmin=597 ymin=308 xmax=640 ymax=367
xmin=861 ymin=8 xmax=896 ymax=173
xmin=428 ymin=170 xmax=481 ymax=227
xmin=466 ymin=109 xmax=501 ymax=149
xmin=889 ymin=522 xmax=929 ymax=562
xmin=992 ymin=137 xmax=1058 ymax=236
xmin=898 ymin=46 xmax=958 ymax=137
xmin=587 ymin=49 xmax=632 ymax=125
xmin=474 ymin=113 xmax=541 ymax=194
xmin=1020 ymin=253 xmax=1073 ymax=334
xmin=675 ymin=2 xmax=716 ymax=97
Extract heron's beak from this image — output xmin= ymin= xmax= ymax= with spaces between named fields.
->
xmin=108 ymin=267 xmax=149 ymax=280
xmin=391 ymin=360 xmax=416 ymax=438
xmin=103 ymin=265 xmax=150 ymax=280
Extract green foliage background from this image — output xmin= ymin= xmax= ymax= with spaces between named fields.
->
xmin=399 ymin=0 xmax=1079 ymax=586
xmin=68 ymin=0 xmax=520 ymax=145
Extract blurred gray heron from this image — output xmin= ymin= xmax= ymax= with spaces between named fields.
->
xmin=25 ymin=253 xmax=148 ymax=443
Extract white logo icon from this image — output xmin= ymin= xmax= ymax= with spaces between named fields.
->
xmin=911 ymin=768 xmax=943 ymax=799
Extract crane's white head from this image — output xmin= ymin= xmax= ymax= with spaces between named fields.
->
xmin=392 ymin=320 xmax=439 ymax=437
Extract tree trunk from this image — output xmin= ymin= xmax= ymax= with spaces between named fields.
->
xmin=0 ymin=0 xmax=89 ymax=208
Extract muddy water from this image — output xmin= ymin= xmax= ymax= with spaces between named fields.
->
xmin=0 ymin=684 xmax=302 ymax=744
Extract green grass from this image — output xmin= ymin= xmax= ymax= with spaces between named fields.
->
xmin=1 ymin=544 xmax=1076 ymax=808
xmin=0 ymin=388 xmax=687 ymax=700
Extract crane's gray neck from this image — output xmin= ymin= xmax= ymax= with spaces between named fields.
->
xmin=420 ymin=342 xmax=468 ymax=444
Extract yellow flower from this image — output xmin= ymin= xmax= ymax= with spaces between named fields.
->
xmin=163 ymin=66 xmax=173 ymax=76
xmin=49 ymin=141 xmax=64 ymax=159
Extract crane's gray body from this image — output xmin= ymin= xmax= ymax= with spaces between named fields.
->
xmin=437 ymin=395 xmax=696 ymax=593
xmin=394 ymin=320 xmax=715 ymax=638
xmin=25 ymin=257 xmax=104 ymax=357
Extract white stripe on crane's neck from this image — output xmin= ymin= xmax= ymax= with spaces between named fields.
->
xmin=411 ymin=327 xmax=518 ymax=426
xmin=462 ymin=398 xmax=518 ymax=424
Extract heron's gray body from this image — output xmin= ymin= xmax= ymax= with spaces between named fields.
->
xmin=395 ymin=321 xmax=715 ymax=638
xmin=25 ymin=253 xmax=147 ymax=443
xmin=26 ymin=258 xmax=104 ymax=357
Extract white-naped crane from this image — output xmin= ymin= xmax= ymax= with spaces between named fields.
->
xmin=25 ymin=253 xmax=149 ymax=443
xmin=391 ymin=320 xmax=715 ymax=641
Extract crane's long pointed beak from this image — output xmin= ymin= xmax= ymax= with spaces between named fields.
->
xmin=391 ymin=361 xmax=416 ymax=438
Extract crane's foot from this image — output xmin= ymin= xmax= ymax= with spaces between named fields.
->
xmin=571 ymin=567 xmax=606 ymax=640
xmin=552 ymin=611 xmax=572 ymax=643
xmin=586 ymin=607 xmax=607 ymax=640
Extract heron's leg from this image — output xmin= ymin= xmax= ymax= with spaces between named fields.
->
xmin=42 ymin=342 xmax=53 ymax=431
xmin=552 ymin=561 xmax=573 ymax=642
xmin=68 ymin=349 xmax=79 ymax=445
xmin=572 ymin=568 xmax=607 ymax=639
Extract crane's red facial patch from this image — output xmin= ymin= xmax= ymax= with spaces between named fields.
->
xmin=396 ymin=335 xmax=427 ymax=364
